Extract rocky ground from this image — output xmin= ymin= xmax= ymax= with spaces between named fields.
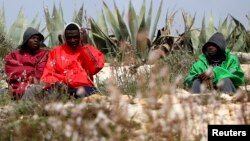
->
xmin=0 ymin=63 xmax=250 ymax=140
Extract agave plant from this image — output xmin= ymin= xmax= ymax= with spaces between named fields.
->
xmin=44 ymin=2 xmax=87 ymax=48
xmin=89 ymin=0 xmax=163 ymax=62
xmin=0 ymin=6 xmax=43 ymax=57
xmin=148 ymin=11 xmax=198 ymax=63
xmin=43 ymin=3 xmax=64 ymax=48
xmin=0 ymin=7 xmax=23 ymax=58
xmin=151 ymin=12 xmax=250 ymax=60
xmin=0 ymin=5 xmax=6 ymax=32
xmin=226 ymin=15 xmax=250 ymax=52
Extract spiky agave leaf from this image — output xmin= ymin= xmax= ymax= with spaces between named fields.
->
xmin=102 ymin=1 xmax=121 ymax=39
xmin=0 ymin=8 xmax=14 ymax=58
xmin=0 ymin=31 xmax=14 ymax=58
xmin=227 ymin=16 xmax=242 ymax=51
xmin=165 ymin=11 xmax=177 ymax=34
xmin=29 ymin=13 xmax=41 ymax=30
xmin=72 ymin=3 xmax=84 ymax=27
xmin=146 ymin=0 xmax=153 ymax=32
xmin=190 ymin=30 xmax=200 ymax=53
xmin=138 ymin=0 xmax=146 ymax=29
xmin=93 ymin=0 xmax=163 ymax=60
xmin=128 ymin=0 xmax=138 ymax=48
xmin=136 ymin=0 xmax=152 ymax=59
xmin=228 ymin=15 xmax=249 ymax=52
xmin=97 ymin=10 xmax=109 ymax=35
xmin=7 ymin=7 xmax=27 ymax=46
xmin=206 ymin=14 xmax=216 ymax=40
xmin=246 ymin=13 xmax=250 ymax=30
xmin=182 ymin=11 xmax=195 ymax=31
xmin=198 ymin=15 xmax=206 ymax=48
xmin=198 ymin=14 xmax=215 ymax=50
xmin=43 ymin=6 xmax=53 ymax=47
xmin=245 ymin=31 xmax=250 ymax=52
xmin=114 ymin=1 xmax=130 ymax=40
xmin=182 ymin=12 xmax=200 ymax=53
xmin=217 ymin=16 xmax=230 ymax=38
xmin=44 ymin=2 xmax=64 ymax=48
xmin=150 ymin=0 xmax=163 ymax=40
xmin=245 ymin=13 xmax=250 ymax=52
xmin=181 ymin=12 xmax=196 ymax=53
xmin=151 ymin=11 xmax=177 ymax=46
xmin=137 ymin=14 xmax=149 ymax=59
xmin=233 ymin=33 xmax=246 ymax=51
xmin=0 ymin=5 xmax=6 ymax=32
xmin=89 ymin=18 xmax=117 ymax=55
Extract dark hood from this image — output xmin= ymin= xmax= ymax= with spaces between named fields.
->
xmin=202 ymin=32 xmax=226 ymax=54
xmin=21 ymin=27 xmax=44 ymax=48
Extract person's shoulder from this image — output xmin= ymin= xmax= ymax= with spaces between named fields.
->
xmin=49 ymin=45 xmax=63 ymax=52
xmin=6 ymin=49 xmax=21 ymax=56
xmin=9 ymin=49 xmax=21 ymax=53
xmin=39 ymin=48 xmax=49 ymax=53
xmin=83 ymin=44 xmax=102 ymax=53
xmin=197 ymin=53 xmax=206 ymax=61
xmin=228 ymin=53 xmax=239 ymax=61
xmin=226 ymin=52 xmax=241 ymax=63
xmin=83 ymin=44 xmax=97 ymax=48
xmin=37 ymin=49 xmax=49 ymax=56
xmin=4 ymin=49 xmax=21 ymax=60
xmin=226 ymin=49 xmax=236 ymax=57
xmin=190 ymin=54 xmax=207 ymax=65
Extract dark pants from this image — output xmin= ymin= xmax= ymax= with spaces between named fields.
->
xmin=191 ymin=78 xmax=236 ymax=94
xmin=68 ymin=86 xmax=97 ymax=98
xmin=46 ymin=86 xmax=97 ymax=99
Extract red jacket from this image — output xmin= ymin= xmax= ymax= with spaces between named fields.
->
xmin=4 ymin=49 xmax=48 ymax=96
xmin=41 ymin=44 xmax=104 ymax=88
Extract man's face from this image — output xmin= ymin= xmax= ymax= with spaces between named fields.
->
xmin=206 ymin=44 xmax=218 ymax=56
xmin=65 ymin=29 xmax=80 ymax=49
xmin=27 ymin=35 xmax=42 ymax=51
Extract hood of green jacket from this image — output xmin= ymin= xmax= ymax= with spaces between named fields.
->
xmin=202 ymin=32 xmax=226 ymax=54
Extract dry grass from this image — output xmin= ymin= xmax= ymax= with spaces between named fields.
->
xmin=0 ymin=51 xmax=249 ymax=141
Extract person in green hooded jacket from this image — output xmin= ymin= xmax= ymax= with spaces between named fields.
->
xmin=184 ymin=32 xmax=245 ymax=94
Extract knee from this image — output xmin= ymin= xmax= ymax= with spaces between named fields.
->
xmin=191 ymin=79 xmax=202 ymax=94
xmin=192 ymin=79 xmax=201 ymax=86
xmin=223 ymin=78 xmax=232 ymax=83
xmin=218 ymin=78 xmax=233 ymax=85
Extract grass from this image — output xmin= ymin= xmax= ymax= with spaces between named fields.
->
xmin=0 ymin=44 xmax=249 ymax=140
xmin=0 ymin=2 xmax=250 ymax=140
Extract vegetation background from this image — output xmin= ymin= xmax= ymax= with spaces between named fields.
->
xmin=0 ymin=0 xmax=250 ymax=140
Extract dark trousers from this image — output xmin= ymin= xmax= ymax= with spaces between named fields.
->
xmin=14 ymin=85 xmax=97 ymax=100
xmin=46 ymin=86 xmax=97 ymax=99
xmin=68 ymin=86 xmax=97 ymax=98
xmin=191 ymin=78 xmax=236 ymax=94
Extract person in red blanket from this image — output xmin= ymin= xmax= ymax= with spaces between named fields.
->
xmin=4 ymin=27 xmax=48 ymax=100
xmin=41 ymin=22 xmax=104 ymax=98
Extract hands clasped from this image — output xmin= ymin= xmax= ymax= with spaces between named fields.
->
xmin=198 ymin=72 xmax=212 ymax=81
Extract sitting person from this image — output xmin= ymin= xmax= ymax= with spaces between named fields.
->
xmin=41 ymin=22 xmax=104 ymax=98
xmin=184 ymin=32 xmax=245 ymax=94
xmin=4 ymin=27 xmax=48 ymax=99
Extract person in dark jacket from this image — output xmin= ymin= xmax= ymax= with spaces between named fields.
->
xmin=4 ymin=27 xmax=48 ymax=99
xmin=41 ymin=22 xmax=104 ymax=98
xmin=184 ymin=32 xmax=245 ymax=94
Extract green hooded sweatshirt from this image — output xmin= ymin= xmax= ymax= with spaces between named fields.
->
xmin=184 ymin=32 xmax=245 ymax=88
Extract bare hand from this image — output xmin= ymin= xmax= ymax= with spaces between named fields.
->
xmin=198 ymin=72 xmax=211 ymax=81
